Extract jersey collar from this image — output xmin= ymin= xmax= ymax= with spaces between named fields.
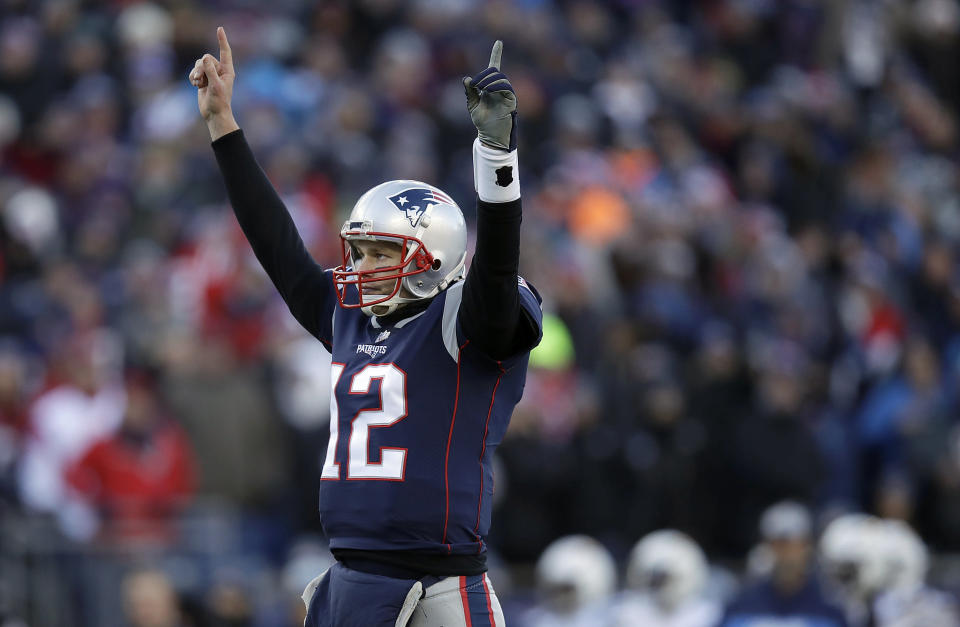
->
xmin=370 ymin=299 xmax=432 ymax=328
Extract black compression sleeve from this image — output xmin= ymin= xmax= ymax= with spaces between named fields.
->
xmin=211 ymin=129 xmax=330 ymax=339
xmin=459 ymin=198 xmax=537 ymax=360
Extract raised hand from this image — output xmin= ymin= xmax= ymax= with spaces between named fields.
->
xmin=189 ymin=27 xmax=238 ymax=140
xmin=464 ymin=41 xmax=518 ymax=152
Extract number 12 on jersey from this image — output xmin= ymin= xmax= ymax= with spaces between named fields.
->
xmin=321 ymin=363 xmax=408 ymax=481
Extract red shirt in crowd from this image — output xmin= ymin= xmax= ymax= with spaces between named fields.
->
xmin=65 ymin=419 xmax=195 ymax=544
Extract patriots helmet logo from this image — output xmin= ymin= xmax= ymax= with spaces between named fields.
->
xmin=388 ymin=188 xmax=455 ymax=228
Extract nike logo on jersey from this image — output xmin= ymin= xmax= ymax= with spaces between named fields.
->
xmin=357 ymin=344 xmax=388 ymax=358
xmin=375 ymin=330 xmax=391 ymax=343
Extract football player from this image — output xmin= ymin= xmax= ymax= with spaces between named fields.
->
xmin=873 ymin=519 xmax=959 ymax=626
xmin=613 ymin=530 xmax=721 ymax=627
xmin=190 ymin=28 xmax=542 ymax=627
xmin=819 ymin=513 xmax=888 ymax=626
xmin=722 ymin=502 xmax=847 ymax=627
xmin=520 ymin=535 xmax=617 ymax=627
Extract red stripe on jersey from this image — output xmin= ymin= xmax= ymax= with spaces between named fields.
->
xmin=442 ymin=341 xmax=469 ymax=549
xmin=482 ymin=575 xmax=495 ymax=627
xmin=460 ymin=576 xmax=473 ymax=627
xmin=474 ymin=370 xmax=503 ymax=545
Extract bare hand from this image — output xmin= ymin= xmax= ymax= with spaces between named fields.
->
xmin=189 ymin=27 xmax=238 ymax=140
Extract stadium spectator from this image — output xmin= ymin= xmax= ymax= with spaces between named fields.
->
xmin=65 ymin=367 xmax=195 ymax=545
xmin=17 ymin=329 xmax=125 ymax=538
xmin=722 ymin=345 xmax=827 ymax=554
xmin=121 ymin=568 xmax=185 ymax=627
xmin=0 ymin=345 xmax=34 ymax=501
xmin=160 ymin=331 xmax=290 ymax=512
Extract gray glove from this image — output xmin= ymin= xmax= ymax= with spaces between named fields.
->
xmin=463 ymin=41 xmax=518 ymax=151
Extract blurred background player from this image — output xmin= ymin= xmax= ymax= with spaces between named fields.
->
xmin=819 ymin=513 xmax=889 ymax=626
xmin=190 ymin=28 xmax=541 ymax=627
xmin=873 ymin=519 xmax=959 ymax=626
xmin=721 ymin=501 xmax=848 ymax=626
xmin=519 ymin=535 xmax=616 ymax=627
xmin=612 ymin=529 xmax=721 ymax=627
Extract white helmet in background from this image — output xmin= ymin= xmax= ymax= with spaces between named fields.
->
xmin=536 ymin=535 xmax=617 ymax=613
xmin=333 ymin=180 xmax=467 ymax=316
xmin=877 ymin=519 xmax=928 ymax=594
xmin=819 ymin=513 xmax=887 ymax=600
xmin=627 ymin=530 xmax=708 ymax=610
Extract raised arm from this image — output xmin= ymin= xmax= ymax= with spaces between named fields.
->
xmin=458 ymin=42 xmax=540 ymax=361
xmin=190 ymin=28 xmax=333 ymax=343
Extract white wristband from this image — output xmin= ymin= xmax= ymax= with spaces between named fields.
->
xmin=473 ymin=137 xmax=520 ymax=203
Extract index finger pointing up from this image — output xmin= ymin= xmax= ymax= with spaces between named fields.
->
xmin=488 ymin=40 xmax=502 ymax=70
xmin=217 ymin=26 xmax=233 ymax=70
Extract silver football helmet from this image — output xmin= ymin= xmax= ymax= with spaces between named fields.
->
xmin=627 ymin=529 xmax=709 ymax=610
xmin=333 ymin=180 xmax=467 ymax=317
xmin=819 ymin=513 xmax=888 ymax=600
xmin=877 ymin=519 xmax=928 ymax=594
xmin=535 ymin=535 xmax=617 ymax=613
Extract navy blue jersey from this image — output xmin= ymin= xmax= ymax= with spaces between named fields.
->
xmin=313 ymin=273 xmax=542 ymax=555
xmin=720 ymin=578 xmax=849 ymax=627
xmin=211 ymin=130 xmax=540 ymax=561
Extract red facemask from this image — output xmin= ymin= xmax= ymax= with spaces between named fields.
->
xmin=332 ymin=231 xmax=435 ymax=309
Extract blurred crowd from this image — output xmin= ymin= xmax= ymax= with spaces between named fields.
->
xmin=4 ymin=0 xmax=960 ymax=625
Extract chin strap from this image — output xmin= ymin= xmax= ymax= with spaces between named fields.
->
xmin=360 ymin=284 xmax=424 ymax=316
xmin=360 ymin=292 xmax=420 ymax=317
xmin=362 ymin=303 xmax=397 ymax=317
xmin=364 ymin=297 xmax=433 ymax=320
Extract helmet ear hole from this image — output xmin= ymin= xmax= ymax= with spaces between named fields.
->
xmin=431 ymin=258 xmax=442 ymax=271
